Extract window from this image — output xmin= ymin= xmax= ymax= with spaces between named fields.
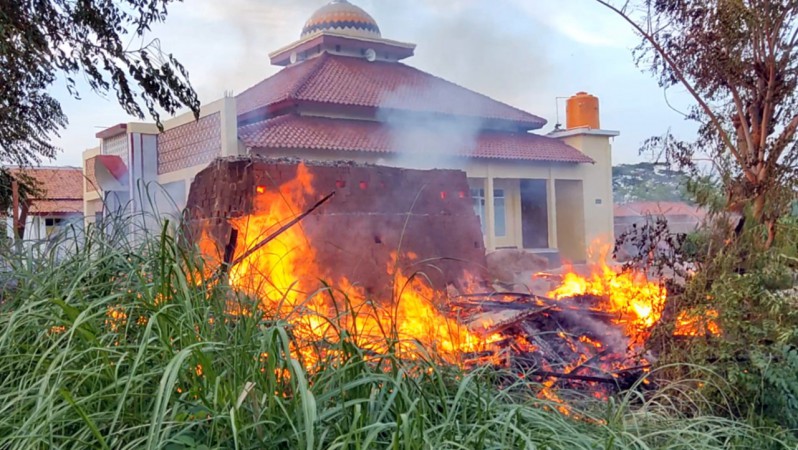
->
xmin=470 ymin=188 xmax=486 ymax=233
xmin=494 ymin=189 xmax=506 ymax=237
xmin=45 ymin=217 xmax=65 ymax=237
xmin=471 ymin=187 xmax=509 ymax=238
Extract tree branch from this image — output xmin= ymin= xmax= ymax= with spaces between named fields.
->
xmin=593 ymin=0 xmax=755 ymax=184
xmin=729 ymin=87 xmax=757 ymax=164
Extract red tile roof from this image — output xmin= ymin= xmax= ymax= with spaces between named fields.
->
xmin=236 ymin=54 xmax=547 ymax=129
xmin=10 ymin=167 xmax=84 ymax=216
xmin=27 ymin=200 xmax=83 ymax=215
xmin=614 ymin=202 xmax=706 ymax=219
xmin=238 ymin=115 xmax=593 ymax=163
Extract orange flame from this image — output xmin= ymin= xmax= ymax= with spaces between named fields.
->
xmin=217 ymin=163 xmax=499 ymax=368
xmin=545 ymin=243 xmax=667 ymax=341
xmin=674 ymin=309 xmax=720 ymax=336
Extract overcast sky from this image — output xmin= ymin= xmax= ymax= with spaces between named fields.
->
xmin=48 ymin=0 xmax=697 ymax=168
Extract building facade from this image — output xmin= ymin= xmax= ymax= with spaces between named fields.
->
xmin=4 ymin=167 xmax=84 ymax=242
xmin=83 ymin=0 xmax=618 ymax=263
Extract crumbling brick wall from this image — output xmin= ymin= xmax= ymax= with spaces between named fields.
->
xmin=185 ymin=157 xmax=488 ymax=299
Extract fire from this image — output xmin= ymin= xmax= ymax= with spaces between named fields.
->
xmin=215 ymin=163 xmax=499 ymax=367
xmin=545 ymin=244 xmax=667 ymax=340
xmin=674 ymin=309 xmax=720 ymax=336
xmin=187 ymin=165 xmax=719 ymax=400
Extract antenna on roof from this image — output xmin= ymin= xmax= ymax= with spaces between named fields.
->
xmin=554 ymin=96 xmax=569 ymax=131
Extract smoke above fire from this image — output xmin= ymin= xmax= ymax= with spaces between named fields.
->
xmin=376 ymin=85 xmax=485 ymax=170
xmin=181 ymin=0 xmax=553 ymax=113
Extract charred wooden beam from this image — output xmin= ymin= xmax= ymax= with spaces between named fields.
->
xmin=477 ymin=306 xmax=557 ymax=335
xmin=453 ymin=299 xmax=620 ymax=324
xmin=219 ymin=228 xmax=239 ymax=277
xmin=566 ymin=350 xmax=609 ymax=376
xmin=522 ymin=370 xmax=620 ymax=385
xmin=229 ymin=191 xmax=335 ymax=268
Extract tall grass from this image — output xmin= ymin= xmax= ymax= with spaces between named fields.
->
xmin=0 ymin=215 xmax=794 ymax=449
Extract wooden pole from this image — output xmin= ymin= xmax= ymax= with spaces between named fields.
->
xmin=11 ymin=179 xmax=19 ymax=241
xmin=228 ymin=191 xmax=336 ymax=269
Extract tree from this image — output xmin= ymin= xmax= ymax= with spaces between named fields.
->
xmin=0 ymin=169 xmax=40 ymax=240
xmin=596 ymin=0 xmax=798 ymax=248
xmin=0 ymin=0 xmax=200 ymax=168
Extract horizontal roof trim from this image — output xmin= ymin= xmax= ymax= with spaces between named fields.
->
xmin=96 ymin=123 xmax=127 ymax=139
xmin=238 ymin=115 xmax=593 ymax=164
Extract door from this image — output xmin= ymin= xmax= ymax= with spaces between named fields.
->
xmin=493 ymin=179 xmax=519 ymax=248
xmin=520 ymin=179 xmax=549 ymax=249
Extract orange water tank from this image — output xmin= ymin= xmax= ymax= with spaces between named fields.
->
xmin=566 ymin=92 xmax=600 ymax=130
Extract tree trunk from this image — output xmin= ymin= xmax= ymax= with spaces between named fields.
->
xmin=764 ymin=218 xmax=776 ymax=249
xmin=752 ymin=193 xmax=776 ymax=249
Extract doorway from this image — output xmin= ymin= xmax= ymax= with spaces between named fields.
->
xmin=520 ymin=179 xmax=548 ymax=249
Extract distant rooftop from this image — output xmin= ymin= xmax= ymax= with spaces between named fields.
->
xmin=8 ymin=166 xmax=83 ymax=215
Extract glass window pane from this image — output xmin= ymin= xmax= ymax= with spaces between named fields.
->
xmin=494 ymin=189 xmax=506 ymax=237
xmin=470 ymin=188 xmax=486 ymax=233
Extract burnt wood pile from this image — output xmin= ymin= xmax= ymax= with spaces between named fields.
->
xmin=451 ymin=292 xmax=653 ymax=392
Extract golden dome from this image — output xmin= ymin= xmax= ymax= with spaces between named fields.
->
xmin=301 ymin=0 xmax=381 ymax=39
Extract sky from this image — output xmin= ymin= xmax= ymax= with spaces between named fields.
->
xmin=48 ymin=0 xmax=698 ymax=168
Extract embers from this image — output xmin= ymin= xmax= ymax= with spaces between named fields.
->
xmin=452 ymin=292 xmax=653 ymax=395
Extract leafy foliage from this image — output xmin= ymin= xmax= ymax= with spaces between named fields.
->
xmin=613 ymin=171 xmax=798 ymax=430
xmin=618 ymin=216 xmax=798 ymax=430
xmin=613 ymin=163 xmax=691 ymax=203
xmin=0 ymin=0 xmax=200 ymax=167
xmin=597 ymin=0 xmax=798 ymax=248
xmin=0 ymin=168 xmax=41 ymax=212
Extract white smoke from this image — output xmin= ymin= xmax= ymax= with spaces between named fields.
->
xmin=376 ymin=84 xmax=485 ymax=170
xmin=170 ymin=0 xmax=553 ymax=112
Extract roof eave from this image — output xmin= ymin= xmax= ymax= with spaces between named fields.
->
xmin=240 ymin=100 xmax=546 ymax=131
xmin=95 ymin=123 xmax=127 ymax=139
xmin=270 ymin=32 xmax=416 ymax=66
xmin=242 ymin=143 xmax=593 ymax=165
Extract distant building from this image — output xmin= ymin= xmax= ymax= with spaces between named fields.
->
xmin=4 ymin=167 xmax=84 ymax=241
xmin=83 ymin=0 xmax=619 ymax=263
xmin=614 ymin=201 xmax=706 ymax=237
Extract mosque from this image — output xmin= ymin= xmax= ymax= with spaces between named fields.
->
xmin=82 ymin=0 xmax=618 ymax=263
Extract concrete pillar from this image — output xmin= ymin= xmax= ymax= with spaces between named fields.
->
xmin=485 ymin=172 xmax=496 ymax=252
xmin=220 ymin=96 xmax=240 ymax=157
xmin=547 ymin=176 xmax=558 ymax=249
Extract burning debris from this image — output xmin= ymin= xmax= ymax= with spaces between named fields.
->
xmin=184 ymin=156 xmax=719 ymax=397
xmin=186 ymin=157 xmax=498 ymax=366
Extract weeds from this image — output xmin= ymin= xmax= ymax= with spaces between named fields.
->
xmin=0 ymin=214 xmax=794 ymax=449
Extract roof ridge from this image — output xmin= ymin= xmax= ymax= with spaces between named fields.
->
xmin=392 ymin=61 xmax=547 ymax=127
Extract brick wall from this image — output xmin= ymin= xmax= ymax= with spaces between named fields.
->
xmin=185 ymin=157 xmax=488 ymax=299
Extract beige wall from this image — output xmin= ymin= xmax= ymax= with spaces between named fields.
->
xmin=550 ymin=129 xmax=617 ymax=251
xmin=555 ymin=179 xmax=586 ymax=262
xmin=82 ymin=97 xmax=241 ymax=218
xmin=85 ymin=199 xmax=103 ymax=225
xmin=82 ymin=147 xmax=102 ymax=228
